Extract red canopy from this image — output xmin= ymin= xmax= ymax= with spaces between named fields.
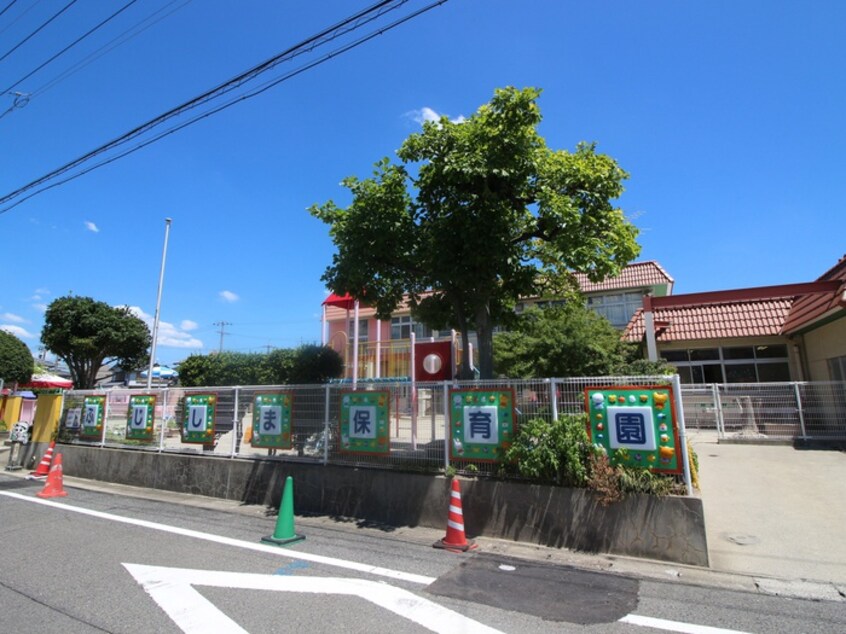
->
xmin=322 ymin=293 xmax=358 ymax=310
xmin=20 ymin=373 xmax=73 ymax=389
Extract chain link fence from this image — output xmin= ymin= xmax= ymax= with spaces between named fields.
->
xmin=57 ymin=378 xmax=844 ymax=481
xmin=679 ymin=382 xmax=846 ymax=441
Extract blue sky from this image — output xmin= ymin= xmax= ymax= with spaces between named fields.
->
xmin=1 ymin=1 xmax=843 ymax=366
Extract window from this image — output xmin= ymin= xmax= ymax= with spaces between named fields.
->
xmin=391 ymin=316 xmax=412 ymax=340
xmin=348 ymin=319 xmax=368 ymax=342
xmin=828 ymin=356 xmax=846 ymax=381
xmin=390 ymin=316 xmax=439 ymax=340
xmin=662 ymin=345 xmax=791 ymax=384
xmin=586 ymin=292 xmax=643 ymax=328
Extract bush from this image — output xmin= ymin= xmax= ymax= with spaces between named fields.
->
xmin=503 ymin=414 xmax=590 ymax=487
xmin=586 ymin=447 xmax=684 ymax=505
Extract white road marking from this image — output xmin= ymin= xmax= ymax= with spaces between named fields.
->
xmin=124 ymin=563 xmax=505 ymax=634
xmin=0 ymin=491 xmax=434 ymax=585
xmin=620 ymin=614 xmax=752 ymax=634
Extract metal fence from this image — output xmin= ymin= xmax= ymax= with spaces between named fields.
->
xmin=57 ymin=378 xmax=843 ymax=485
xmin=680 ymin=382 xmax=846 ymax=441
xmin=58 ymin=376 xmax=673 ymax=474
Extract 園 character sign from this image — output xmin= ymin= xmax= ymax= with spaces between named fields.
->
xmin=182 ymin=394 xmax=216 ymax=444
xmin=584 ymin=386 xmax=680 ymax=474
xmin=448 ymin=389 xmax=515 ymax=462
xmin=126 ymin=395 xmax=156 ymax=441
xmin=340 ymin=391 xmax=389 ymax=455
xmin=251 ymin=393 xmax=293 ymax=449
xmin=80 ymin=396 xmax=106 ymax=439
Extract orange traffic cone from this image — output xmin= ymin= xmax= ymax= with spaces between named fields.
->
xmin=37 ymin=453 xmax=68 ymax=498
xmin=433 ymin=478 xmax=476 ymax=552
xmin=29 ymin=440 xmax=56 ymax=479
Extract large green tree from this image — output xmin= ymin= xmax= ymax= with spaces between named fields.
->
xmin=311 ymin=87 xmax=640 ymax=379
xmin=0 ymin=329 xmax=34 ymax=385
xmin=41 ymin=296 xmax=151 ymax=389
xmin=494 ymin=304 xmax=677 ymax=378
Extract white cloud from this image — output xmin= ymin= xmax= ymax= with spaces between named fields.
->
xmin=406 ymin=107 xmax=465 ymax=126
xmin=85 ymin=221 xmax=99 ymax=233
xmin=180 ymin=319 xmax=198 ymax=331
xmin=219 ymin=290 xmax=239 ymax=303
xmin=124 ymin=307 xmax=204 ymax=349
xmin=1 ymin=324 xmax=35 ymax=339
xmin=32 ymin=303 xmax=48 ymax=313
xmin=1 ymin=312 xmax=27 ymax=324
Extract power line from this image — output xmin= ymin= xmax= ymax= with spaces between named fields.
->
xmin=0 ymin=0 xmax=79 ymax=64
xmin=0 ymin=0 xmax=141 ymax=96
xmin=0 ymin=0 xmax=448 ymax=214
xmin=29 ymin=0 xmax=193 ymax=99
xmin=0 ymin=0 xmax=44 ymax=38
xmin=0 ymin=0 xmax=20 ymax=20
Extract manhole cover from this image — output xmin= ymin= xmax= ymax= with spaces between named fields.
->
xmin=722 ymin=532 xmax=760 ymax=546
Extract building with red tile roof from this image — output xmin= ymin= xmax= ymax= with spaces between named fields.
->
xmin=624 ymin=256 xmax=846 ymax=382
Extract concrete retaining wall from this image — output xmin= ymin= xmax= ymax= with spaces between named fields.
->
xmin=58 ymin=444 xmax=709 ymax=567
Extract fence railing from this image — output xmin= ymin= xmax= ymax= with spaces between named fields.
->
xmin=59 ymin=376 xmax=676 ymax=472
xmin=680 ymin=382 xmax=846 ymax=441
xmin=57 ymin=378 xmax=845 ymax=483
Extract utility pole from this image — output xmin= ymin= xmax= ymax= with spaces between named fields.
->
xmin=213 ymin=321 xmax=232 ymax=353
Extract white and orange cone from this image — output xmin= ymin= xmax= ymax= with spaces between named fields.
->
xmin=28 ymin=440 xmax=56 ymax=479
xmin=36 ymin=453 xmax=68 ymax=499
xmin=433 ymin=478 xmax=477 ymax=552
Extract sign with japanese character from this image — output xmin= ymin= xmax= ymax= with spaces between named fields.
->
xmin=584 ymin=386 xmax=681 ymax=474
xmin=126 ymin=394 xmax=156 ymax=441
xmin=80 ymin=396 xmax=106 ymax=439
xmin=340 ymin=391 xmax=389 ymax=455
xmin=251 ymin=393 xmax=293 ymax=449
xmin=182 ymin=394 xmax=216 ymax=444
xmin=448 ymin=389 xmax=515 ymax=462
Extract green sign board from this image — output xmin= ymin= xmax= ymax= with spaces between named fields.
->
xmin=448 ymin=389 xmax=515 ymax=462
xmin=340 ymin=390 xmax=390 ymax=455
xmin=80 ymin=395 xmax=106 ymax=439
xmin=251 ymin=393 xmax=293 ymax=449
xmin=182 ymin=394 xmax=217 ymax=444
xmin=584 ymin=386 xmax=681 ymax=474
xmin=126 ymin=394 xmax=156 ymax=441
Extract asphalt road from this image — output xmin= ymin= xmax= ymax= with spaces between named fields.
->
xmin=1 ymin=475 xmax=844 ymax=633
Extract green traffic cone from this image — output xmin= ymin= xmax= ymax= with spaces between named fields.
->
xmin=261 ymin=475 xmax=305 ymax=546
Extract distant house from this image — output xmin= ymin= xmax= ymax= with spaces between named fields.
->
xmin=623 ymin=255 xmax=846 ymax=383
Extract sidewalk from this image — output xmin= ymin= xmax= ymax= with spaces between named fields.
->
xmin=689 ymin=429 xmax=846 ymax=591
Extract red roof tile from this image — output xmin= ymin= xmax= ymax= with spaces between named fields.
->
xmin=574 ymin=261 xmax=674 ymax=294
xmin=783 ymin=254 xmax=846 ymax=334
xmin=623 ymin=298 xmax=794 ymax=343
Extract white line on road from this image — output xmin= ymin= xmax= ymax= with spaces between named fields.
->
xmin=124 ymin=563 xmax=505 ymax=634
xmin=0 ymin=491 xmax=435 ymax=585
xmin=620 ymin=614 xmax=752 ymax=634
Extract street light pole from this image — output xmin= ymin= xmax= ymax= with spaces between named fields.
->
xmin=147 ymin=218 xmax=172 ymax=390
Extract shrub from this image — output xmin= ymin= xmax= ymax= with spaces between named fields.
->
xmin=503 ymin=414 xmax=590 ymax=487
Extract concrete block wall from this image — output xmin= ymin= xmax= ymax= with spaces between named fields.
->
xmin=58 ymin=444 xmax=708 ymax=567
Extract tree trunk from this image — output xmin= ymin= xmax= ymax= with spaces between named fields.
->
xmin=475 ymin=306 xmax=495 ymax=380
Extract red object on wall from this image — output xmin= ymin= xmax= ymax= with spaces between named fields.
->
xmin=414 ymin=341 xmax=453 ymax=381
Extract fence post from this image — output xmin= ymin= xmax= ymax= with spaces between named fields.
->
xmin=442 ymin=380 xmax=450 ymax=471
xmin=672 ymin=374 xmax=694 ymax=496
xmin=158 ymin=387 xmax=168 ymax=452
xmin=231 ymin=387 xmax=240 ymax=458
xmin=712 ymin=383 xmax=725 ymax=438
xmin=793 ymin=382 xmax=808 ymax=440
xmin=99 ymin=391 xmax=109 ymax=448
xmin=548 ymin=378 xmax=559 ymax=421
xmin=323 ymin=383 xmax=331 ymax=466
